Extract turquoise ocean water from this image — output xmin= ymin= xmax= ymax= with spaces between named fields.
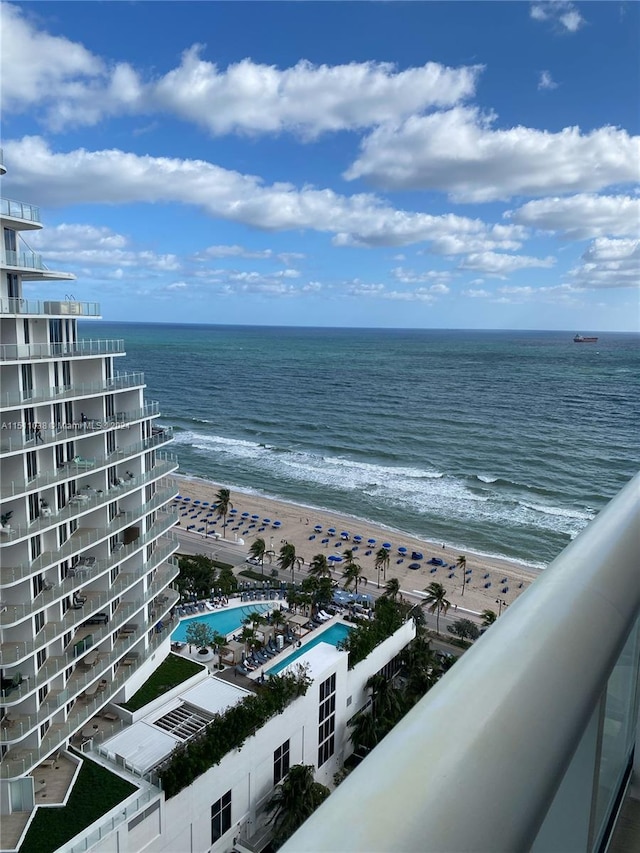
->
xmin=87 ymin=323 xmax=639 ymax=569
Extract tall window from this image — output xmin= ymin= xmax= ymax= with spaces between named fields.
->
xmin=318 ymin=673 xmax=337 ymax=767
xmin=211 ymin=791 xmax=232 ymax=843
xmin=274 ymin=740 xmax=290 ymax=785
xmin=21 ymin=364 xmax=33 ymax=399
xmin=8 ymin=273 xmax=19 ymax=299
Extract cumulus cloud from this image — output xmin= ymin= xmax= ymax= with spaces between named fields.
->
xmin=530 ymin=2 xmax=586 ymax=33
xmin=345 ymin=279 xmax=448 ymax=302
xmin=4 ymin=137 xmax=524 ymax=251
xmin=538 ymin=70 xmax=558 ymax=90
xmin=345 ymin=106 xmax=639 ymax=201
xmin=195 ymin=244 xmax=304 ymax=265
xmin=509 ymin=194 xmax=640 ymax=240
xmin=458 ymin=251 xmax=556 ymax=276
xmin=568 ymin=238 xmax=640 ymax=289
xmin=1 ymin=4 xmax=481 ymax=135
xmin=391 ymin=267 xmax=452 ymax=285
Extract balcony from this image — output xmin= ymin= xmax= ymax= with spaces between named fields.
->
xmin=0 ymin=438 xmax=175 ymax=500
xmin=0 ymin=197 xmax=41 ymax=225
xmin=0 ymin=458 xmax=174 ymax=555
xmin=1 ymin=249 xmax=45 ymax=271
xmin=0 ymin=603 xmax=179 ymax=780
xmin=0 ymin=401 xmax=160 ymax=455
xmin=0 ymin=339 xmax=125 ymax=362
xmin=0 ymin=515 xmax=179 ymax=665
xmin=1 ymin=566 xmax=179 ymax=741
xmin=281 ymin=473 xmax=640 ymax=853
xmin=0 ymin=298 xmax=100 ymax=317
xmin=2 ymin=487 xmax=177 ymax=589
xmin=0 ymin=370 xmax=143 ymax=410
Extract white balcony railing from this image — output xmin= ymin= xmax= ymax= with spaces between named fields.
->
xmin=1 ymin=249 xmax=45 ymax=270
xmin=0 ymin=298 xmax=100 ymax=317
xmin=282 ymin=473 xmax=640 ymax=853
xmin=1 ymin=197 xmax=41 ymax=223
xmin=0 ymin=370 xmax=143 ymax=410
xmin=0 ymin=339 xmax=124 ymax=362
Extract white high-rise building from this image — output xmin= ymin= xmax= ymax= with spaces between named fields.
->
xmin=0 ymin=150 xmax=180 ymax=843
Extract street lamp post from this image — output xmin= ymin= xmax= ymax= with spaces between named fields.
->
xmin=495 ymin=597 xmax=507 ymax=616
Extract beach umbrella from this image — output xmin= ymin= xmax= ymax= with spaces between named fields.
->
xmin=251 ymin=514 xmax=259 ymax=521
xmin=202 ymin=501 xmax=209 ymax=506
xmin=229 ymin=508 xmax=237 ymax=515
xmin=382 ymin=542 xmax=392 ymax=549
xmin=273 ymin=520 xmax=282 ymax=527
xmin=328 ymin=555 xmax=343 ymax=563
xmin=353 ymin=535 xmax=362 ymax=543
xmin=341 ymin=531 xmax=350 ymax=538
xmin=263 ymin=518 xmax=271 ymax=524
xmin=409 ymin=563 xmax=421 ymax=570
xmin=328 ymin=527 xmax=336 ymax=535
xmin=183 ymin=497 xmax=191 ymax=502
xmin=335 ymin=541 xmax=342 ymax=548
xmin=367 ymin=538 xmax=376 ymax=546
xmin=241 ymin=511 xmax=250 ymax=518
xmin=314 ymin=524 xmax=323 ymax=532
xmin=398 ymin=546 xmax=408 ymax=555
xmin=321 ymin=538 xmax=329 ymax=544
xmin=194 ymin=500 xmax=201 ymax=505
xmin=176 ymin=495 xmax=183 ymax=500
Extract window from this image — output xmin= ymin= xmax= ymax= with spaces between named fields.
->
xmin=8 ymin=273 xmax=20 ymax=299
xmin=23 ymin=317 xmax=30 ymax=343
xmin=274 ymin=740 xmax=290 ymax=785
xmin=34 ymin=611 xmax=45 ymax=634
xmin=24 ymin=408 xmax=35 ymax=443
xmin=21 ymin=364 xmax=33 ymax=399
xmin=28 ymin=493 xmax=39 ymax=522
xmin=37 ymin=649 xmax=47 ymax=670
xmin=211 ymin=790 xmax=232 ymax=843
xmin=105 ymin=395 xmax=115 ymax=418
xmin=106 ymin=430 xmax=116 ymax=454
xmin=318 ymin=673 xmax=337 ymax=767
xmin=61 ymin=360 xmax=71 ymax=388
xmin=30 ymin=535 xmax=42 ymax=560
xmin=27 ymin=450 xmax=37 ymax=479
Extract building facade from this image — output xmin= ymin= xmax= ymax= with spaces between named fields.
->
xmin=0 ymin=151 xmax=180 ymax=845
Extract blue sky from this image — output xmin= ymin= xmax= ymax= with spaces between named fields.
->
xmin=2 ymin=1 xmax=638 ymax=330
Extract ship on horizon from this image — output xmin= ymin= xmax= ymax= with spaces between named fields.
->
xmin=574 ymin=333 xmax=599 ymax=343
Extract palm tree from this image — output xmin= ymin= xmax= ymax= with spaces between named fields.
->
xmin=456 ymin=554 xmax=467 ymax=596
xmin=348 ymin=709 xmax=380 ymax=757
xmin=278 ymin=542 xmax=297 ymax=584
xmin=366 ymin=673 xmax=403 ymax=729
xmin=422 ymin=581 xmax=451 ymax=634
xmin=214 ymin=487 xmax=233 ymax=538
xmin=481 ymin=609 xmax=497 ymax=627
xmin=383 ymin=577 xmax=401 ymax=601
xmin=265 ymin=764 xmax=330 ymax=848
xmin=249 ymin=537 xmax=267 ymax=575
xmin=374 ymin=547 xmax=390 ymax=588
xmin=342 ymin=561 xmax=367 ymax=596
xmin=309 ymin=553 xmax=331 ymax=580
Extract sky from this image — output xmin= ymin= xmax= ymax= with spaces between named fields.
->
xmin=1 ymin=1 xmax=638 ymax=330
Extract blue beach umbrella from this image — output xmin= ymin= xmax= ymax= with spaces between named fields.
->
xmin=368 ymin=538 xmax=376 ymax=546
xmin=273 ymin=520 xmax=281 ymax=528
xmin=353 ymin=535 xmax=362 ymax=543
xmin=382 ymin=542 xmax=392 ymax=549
xmin=321 ymin=538 xmax=329 ymax=544
xmin=183 ymin=497 xmax=191 ymax=502
xmin=398 ymin=546 xmax=408 ymax=555
xmin=241 ymin=511 xmax=250 ymax=518
xmin=263 ymin=518 xmax=271 ymax=524
xmin=229 ymin=508 xmax=237 ymax=515
xmin=194 ymin=500 xmax=201 ymax=505
xmin=176 ymin=495 xmax=183 ymax=500
xmin=328 ymin=527 xmax=336 ymax=535
xmin=341 ymin=531 xmax=350 ymax=539
xmin=328 ymin=555 xmax=343 ymax=563
xmin=202 ymin=501 xmax=209 ymax=506
xmin=252 ymin=514 xmax=259 ymax=521
xmin=314 ymin=524 xmax=323 ymax=532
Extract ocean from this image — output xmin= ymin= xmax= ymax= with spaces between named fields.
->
xmin=87 ymin=323 xmax=639 ymax=569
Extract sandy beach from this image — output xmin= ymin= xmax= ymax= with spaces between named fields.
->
xmin=172 ymin=474 xmax=542 ymax=619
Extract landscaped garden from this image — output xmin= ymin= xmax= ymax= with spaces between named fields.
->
xmin=120 ymin=654 xmax=203 ymax=712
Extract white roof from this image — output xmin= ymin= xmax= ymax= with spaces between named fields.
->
xmin=102 ymin=721 xmax=180 ymax=775
xmin=280 ymin=642 xmax=344 ymax=680
xmin=178 ymin=676 xmax=251 ymax=716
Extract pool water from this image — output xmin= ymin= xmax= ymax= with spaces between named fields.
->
xmin=171 ymin=603 xmax=273 ymax=641
xmin=267 ymin=622 xmax=353 ymax=675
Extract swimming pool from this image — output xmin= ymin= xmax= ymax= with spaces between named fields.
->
xmin=267 ymin=622 xmax=353 ymax=675
xmin=171 ymin=603 xmax=273 ymax=641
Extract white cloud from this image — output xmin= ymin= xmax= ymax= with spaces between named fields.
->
xmin=463 ymin=288 xmax=491 ymax=298
xmin=197 ymin=245 xmax=274 ymax=260
xmin=391 ymin=267 xmax=452 ymax=285
xmin=4 ymin=137 xmax=525 ymax=251
xmin=458 ymin=251 xmax=556 ymax=276
xmin=345 ymin=279 xmax=447 ymax=302
xmin=538 ymin=70 xmax=558 ymax=90
xmin=509 ymin=194 xmax=640 ymax=240
xmin=165 ymin=281 xmax=188 ymax=290
xmin=1 ymin=5 xmax=481 ymax=135
xmin=568 ymin=238 xmax=640 ymax=289
xmin=530 ymin=2 xmax=586 ymax=33
xmin=345 ymin=106 xmax=638 ymax=201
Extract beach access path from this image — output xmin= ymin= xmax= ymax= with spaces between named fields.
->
xmin=173 ymin=474 xmax=543 ymax=621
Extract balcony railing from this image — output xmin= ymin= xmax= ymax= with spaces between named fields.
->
xmin=0 ymin=517 xmax=179 ymax=669
xmin=0 ymin=401 xmax=160 ymax=454
xmin=65 ymin=789 xmax=162 ymax=853
xmin=3 ymin=486 xmax=177 ymax=584
xmin=281 ymin=473 xmax=640 ymax=853
xmin=0 ymin=298 xmax=100 ymax=317
xmin=1 ymin=567 xmax=179 ymax=739
xmin=0 ymin=515 xmax=179 ymax=665
xmin=1 ymin=197 xmax=41 ymax=223
xmin=0 ymin=438 xmax=174 ymax=500
xmin=0 ymin=370 xmax=143 ymax=410
xmin=1 ymin=605 xmax=179 ymax=780
xmin=0 ymin=459 xmax=174 ymax=554
xmin=0 ymin=339 xmax=124 ymax=362
xmin=1 ymin=249 xmax=45 ymax=270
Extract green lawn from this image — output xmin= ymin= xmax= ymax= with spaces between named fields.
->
xmin=120 ymin=653 xmax=203 ymax=712
xmin=20 ymin=754 xmax=137 ymax=853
